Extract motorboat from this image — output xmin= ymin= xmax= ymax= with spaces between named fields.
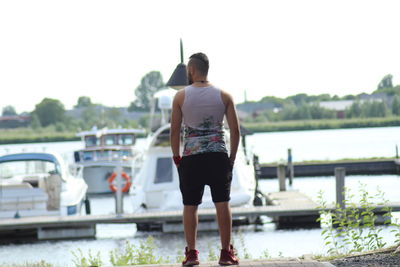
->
xmin=130 ymin=89 xmax=257 ymax=231
xmin=73 ymin=128 xmax=145 ymax=194
xmin=0 ymin=152 xmax=88 ymax=219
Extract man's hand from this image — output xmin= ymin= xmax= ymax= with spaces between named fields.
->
xmin=173 ymin=155 xmax=182 ymax=166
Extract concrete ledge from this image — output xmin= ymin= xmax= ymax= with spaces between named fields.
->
xmin=117 ymin=259 xmax=335 ymax=267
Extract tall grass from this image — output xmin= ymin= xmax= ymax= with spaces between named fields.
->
xmin=317 ymin=183 xmax=400 ymax=255
xmin=0 ymin=127 xmax=78 ymax=144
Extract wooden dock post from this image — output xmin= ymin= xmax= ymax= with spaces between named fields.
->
xmin=115 ymin=162 xmax=123 ymax=216
xmin=335 ymin=167 xmax=346 ymax=209
xmin=287 ymin=148 xmax=294 ymax=186
xmin=277 ymin=164 xmax=286 ymax=191
xmin=45 ymin=174 xmax=61 ymax=211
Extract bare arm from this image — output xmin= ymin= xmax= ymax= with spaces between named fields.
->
xmin=224 ymin=92 xmax=240 ymax=163
xmin=170 ymin=90 xmax=183 ymax=157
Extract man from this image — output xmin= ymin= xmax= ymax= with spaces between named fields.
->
xmin=170 ymin=52 xmax=240 ymax=266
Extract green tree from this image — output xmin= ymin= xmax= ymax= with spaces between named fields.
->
xmin=287 ymin=93 xmax=308 ymax=106
xmin=309 ymin=104 xmax=335 ymax=119
xmin=377 ymin=74 xmax=393 ymax=90
xmin=361 ymin=101 xmax=388 ymax=118
xmin=75 ymin=96 xmax=93 ymax=108
xmin=33 ymin=98 xmax=66 ymax=127
xmin=343 ymin=94 xmax=356 ymax=100
xmin=104 ymin=108 xmax=122 ymax=127
xmin=260 ymin=96 xmax=285 ymax=106
xmin=30 ymin=113 xmax=41 ymax=129
xmin=130 ymin=71 xmax=164 ymax=111
xmin=298 ymin=104 xmax=312 ymax=119
xmin=82 ymin=106 xmax=100 ymax=129
xmin=2 ymin=105 xmax=17 ymax=116
xmin=392 ymin=95 xmax=400 ymax=115
xmin=346 ymin=102 xmax=362 ymax=118
xmin=374 ymin=85 xmax=400 ymax=96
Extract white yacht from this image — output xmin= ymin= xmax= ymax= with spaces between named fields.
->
xmin=74 ymin=128 xmax=145 ymax=194
xmin=0 ymin=152 xmax=88 ymax=219
xmin=130 ymin=89 xmax=256 ymax=231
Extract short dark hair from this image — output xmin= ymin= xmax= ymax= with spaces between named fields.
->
xmin=189 ymin=53 xmax=209 ymax=76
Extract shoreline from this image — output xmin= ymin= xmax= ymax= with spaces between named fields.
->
xmin=243 ymin=117 xmax=400 ymax=133
xmin=0 ymin=118 xmax=399 ymax=145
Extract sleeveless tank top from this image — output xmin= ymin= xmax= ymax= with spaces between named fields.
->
xmin=181 ymin=85 xmax=228 ymax=156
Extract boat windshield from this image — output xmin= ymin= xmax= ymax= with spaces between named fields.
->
xmin=154 ymin=130 xmax=170 ymax=147
xmin=81 ymin=149 xmax=133 ymax=161
xmin=104 ymin=135 xmax=116 ymax=145
xmin=119 ymin=134 xmax=135 ymax=145
xmin=0 ymin=160 xmax=60 ymax=180
xmin=104 ymin=134 xmax=136 ymax=146
xmin=85 ymin=135 xmax=99 ymax=147
xmin=154 ymin=158 xmax=173 ymax=183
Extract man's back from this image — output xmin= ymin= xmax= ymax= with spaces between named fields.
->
xmin=181 ymin=85 xmax=227 ymax=156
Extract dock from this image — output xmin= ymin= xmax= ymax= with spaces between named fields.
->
xmin=1 ymin=191 xmax=400 ymax=240
xmin=260 ymin=159 xmax=400 ymax=178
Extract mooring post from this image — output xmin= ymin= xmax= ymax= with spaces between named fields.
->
xmin=277 ymin=164 xmax=286 ymax=191
xmin=287 ymin=148 xmax=294 ymax=186
xmin=335 ymin=167 xmax=346 ymax=209
xmin=115 ymin=161 xmax=123 ymax=216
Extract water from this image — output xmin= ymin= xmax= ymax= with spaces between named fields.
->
xmin=0 ymin=127 xmax=399 ymax=266
xmin=246 ymin=126 xmax=400 ymax=163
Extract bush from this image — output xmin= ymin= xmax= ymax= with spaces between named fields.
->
xmin=316 ymin=183 xmax=400 ymax=255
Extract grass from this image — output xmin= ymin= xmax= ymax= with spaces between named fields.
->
xmin=243 ymin=116 xmax=400 ymax=133
xmin=0 ymin=127 xmax=78 ymax=144
xmin=1 ymin=261 xmax=56 ymax=267
xmin=0 ymin=127 xmax=148 ymax=145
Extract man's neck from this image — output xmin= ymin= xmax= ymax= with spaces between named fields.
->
xmin=191 ymin=77 xmax=210 ymax=87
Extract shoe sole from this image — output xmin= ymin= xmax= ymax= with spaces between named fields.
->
xmin=219 ymin=261 xmax=239 ymax=266
xmin=182 ymin=260 xmax=200 ymax=266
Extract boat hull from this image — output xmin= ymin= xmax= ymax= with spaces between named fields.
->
xmin=83 ymin=164 xmax=132 ymax=194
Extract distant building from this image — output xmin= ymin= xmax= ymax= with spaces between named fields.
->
xmin=358 ymin=92 xmax=391 ymax=105
xmin=236 ymin=102 xmax=279 ymax=119
xmin=319 ymin=94 xmax=388 ymax=119
xmin=0 ymin=115 xmax=31 ymax=128
xmin=319 ymin=100 xmax=354 ymax=118
xmin=236 ymin=109 xmax=251 ymax=120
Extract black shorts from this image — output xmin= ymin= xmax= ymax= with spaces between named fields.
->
xmin=177 ymin=152 xmax=233 ymax=206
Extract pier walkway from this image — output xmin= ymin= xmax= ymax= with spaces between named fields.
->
xmin=1 ymin=191 xmax=400 ymax=240
xmin=260 ymin=159 xmax=400 ymax=178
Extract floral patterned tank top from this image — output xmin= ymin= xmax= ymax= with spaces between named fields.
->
xmin=181 ymin=85 xmax=228 ymax=156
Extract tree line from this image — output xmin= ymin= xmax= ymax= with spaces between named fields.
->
xmin=1 ymin=71 xmax=165 ymax=132
xmin=243 ymin=74 xmax=400 ymax=123
xmin=1 ymin=73 xmax=400 ymax=132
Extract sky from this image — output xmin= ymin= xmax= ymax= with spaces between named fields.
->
xmin=1 ymin=0 xmax=400 ymax=113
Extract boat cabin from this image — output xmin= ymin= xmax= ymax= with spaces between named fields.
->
xmin=75 ymin=128 xmax=145 ymax=163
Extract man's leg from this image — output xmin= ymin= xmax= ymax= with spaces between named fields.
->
xmin=215 ymin=201 xmax=232 ymax=250
xmin=183 ymin=205 xmax=198 ymax=250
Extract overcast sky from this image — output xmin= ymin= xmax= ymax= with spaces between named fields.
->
xmin=1 ymin=0 xmax=400 ymax=113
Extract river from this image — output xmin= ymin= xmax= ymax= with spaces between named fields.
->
xmin=0 ymin=127 xmax=399 ymax=266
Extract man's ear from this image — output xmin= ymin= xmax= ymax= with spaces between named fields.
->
xmin=187 ymin=64 xmax=194 ymax=76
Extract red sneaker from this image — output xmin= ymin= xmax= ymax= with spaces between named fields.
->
xmin=219 ymin=245 xmax=239 ymax=265
xmin=182 ymin=247 xmax=200 ymax=266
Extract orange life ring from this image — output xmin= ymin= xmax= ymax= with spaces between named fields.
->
xmin=107 ymin=171 xmax=132 ymax=193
